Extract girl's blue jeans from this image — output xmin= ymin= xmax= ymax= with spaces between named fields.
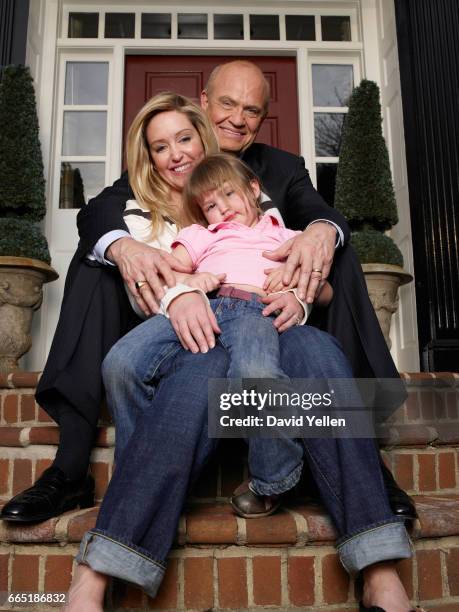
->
xmin=76 ymin=294 xmax=411 ymax=598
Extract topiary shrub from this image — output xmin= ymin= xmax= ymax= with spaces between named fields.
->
xmin=0 ymin=65 xmax=50 ymax=262
xmin=334 ymin=79 xmax=403 ymax=266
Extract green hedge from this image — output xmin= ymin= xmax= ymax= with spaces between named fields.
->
xmin=0 ymin=218 xmax=51 ymax=263
xmin=351 ymin=229 xmax=403 ymax=267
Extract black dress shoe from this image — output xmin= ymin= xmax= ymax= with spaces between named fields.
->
xmin=231 ymin=480 xmax=282 ymax=518
xmin=0 ymin=466 xmax=95 ymax=523
xmin=380 ymin=462 xmax=417 ymax=520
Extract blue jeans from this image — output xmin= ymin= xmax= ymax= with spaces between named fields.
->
xmin=77 ymin=298 xmax=411 ymax=598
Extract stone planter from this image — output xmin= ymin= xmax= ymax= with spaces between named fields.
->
xmin=0 ymin=256 xmax=58 ymax=371
xmin=362 ymin=263 xmax=413 ymax=349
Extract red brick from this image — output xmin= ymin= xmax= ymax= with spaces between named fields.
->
xmin=0 ymin=426 xmax=22 ymax=446
xmin=20 ymin=394 xmax=36 ymax=421
xmin=447 ymin=391 xmax=458 ymax=419
xmin=217 ymin=557 xmax=248 ymax=609
xmin=0 ymin=459 xmax=9 ymax=495
xmin=396 ymin=557 xmax=414 ymax=599
xmin=417 ymin=549 xmax=443 ymax=600
xmin=394 ymin=453 xmax=414 ymax=491
xmin=67 ymin=508 xmax=99 ymax=541
xmin=36 ymin=458 xmax=53 ymax=479
xmin=246 ymin=511 xmax=297 ymax=544
xmin=405 ymin=391 xmax=420 ymax=420
xmin=90 ymin=462 xmax=109 ymax=501
xmin=37 ymin=407 xmax=53 ymax=422
xmin=435 ymin=390 xmax=448 ymax=420
xmin=0 ymin=554 xmax=9 ymax=590
xmin=11 ymin=371 xmax=40 ymax=388
xmin=12 ymin=555 xmax=39 ymax=591
xmin=420 ymin=390 xmax=436 ymax=420
xmin=446 ymin=548 xmax=459 ymax=596
xmin=3 ymin=395 xmax=18 ymax=423
xmin=148 ymin=558 xmax=178 ymax=609
xmin=439 ymin=453 xmax=456 ymax=489
xmin=12 ymin=459 xmax=32 ymax=495
xmin=288 ymin=556 xmax=315 ymax=606
xmin=45 ymin=555 xmax=73 ymax=592
xmin=252 ymin=556 xmax=281 ymax=605
xmin=29 ymin=427 xmax=60 ymax=445
xmin=296 ymin=505 xmax=336 ymax=542
xmin=418 ymin=453 xmax=436 ymax=492
xmin=322 ymin=553 xmax=349 ymax=604
xmin=184 ymin=557 xmax=213 ymax=609
xmin=4 ymin=517 xmax=59 ymax=543
xmin=416 ymin=495 xmax=459 ymax=538
xmin=186 ymin=504 xmax=237 ymax=544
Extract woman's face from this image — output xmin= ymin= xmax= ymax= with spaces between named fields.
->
xmin=146 ymin=110 xmax=205 ymax=194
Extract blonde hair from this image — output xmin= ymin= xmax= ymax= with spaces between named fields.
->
xmin=126 ymin=91 xmax=218 ymax=237
xmin=183 ymin=153 xmax=262 ymax=225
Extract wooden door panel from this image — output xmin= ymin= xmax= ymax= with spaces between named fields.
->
xmin=123 ymin=55 xmax=299 ymax=159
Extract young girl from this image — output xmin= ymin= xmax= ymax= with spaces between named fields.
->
xmin=124 ymin=152 xmax=332 ymax=517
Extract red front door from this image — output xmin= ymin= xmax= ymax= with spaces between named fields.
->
xmin=123 ymin=55 xmax=299 ymax=158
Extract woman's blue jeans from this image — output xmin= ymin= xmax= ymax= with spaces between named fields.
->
xmin=76 ymin=299 xmax=411 ymax=598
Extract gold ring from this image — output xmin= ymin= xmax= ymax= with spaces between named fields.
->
xmin=312 ymin=268 xmax=322 ymax=273
xmin=135 ymin=280 xmax=148 ymax=290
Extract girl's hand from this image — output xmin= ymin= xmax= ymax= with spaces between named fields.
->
xmin=260 ymin=292 xmax=304 ymax=333
xmin=263 ymin=265 xmax=300 ymax=293
xmin=187 ymin=272 xmax=226 ymax=293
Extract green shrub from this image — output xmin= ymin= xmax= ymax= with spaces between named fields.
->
xmin=0 ymin=65 xmax=50 ymax=263
xmin=0 ymin=218 xmax=50 ymax=263
xmin=335 ymin=79 xmax=402 ymax=266
xmin=351 ymin=229 xmax=403 ymax=267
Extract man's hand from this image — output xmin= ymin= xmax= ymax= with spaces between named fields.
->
xmin=263 ymin=265 xmax=300 ymax=293
xmin=168 ymin=292 xmax=221 ymax=353
xmin=106 ymin=237 xmax=192 ymax=316
xmin=261 ymin=292 xmax=304 ymax=333
xmin=262 ymin=222 xmax=336 ymax=303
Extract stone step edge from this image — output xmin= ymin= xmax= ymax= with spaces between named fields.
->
xmin=0 ymin=494 xmax=457 ymax=547
xmin=1 ymin=371 xmax=458 ymax=390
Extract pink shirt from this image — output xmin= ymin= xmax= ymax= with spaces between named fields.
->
xmin=172 ymin=214 xmax=300 ymax=288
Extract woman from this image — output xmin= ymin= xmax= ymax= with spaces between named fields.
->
xmin=66 ymin=93 xmax=416 ymax=612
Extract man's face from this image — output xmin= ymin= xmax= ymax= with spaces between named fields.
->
xmin=201 ymin=64 xmax=267 ymax=153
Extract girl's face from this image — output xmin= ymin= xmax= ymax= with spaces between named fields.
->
xmin=146 ymin=110 xmax=205 ymax=194
xmin=199 ymin=180 xmax=261 ymax=227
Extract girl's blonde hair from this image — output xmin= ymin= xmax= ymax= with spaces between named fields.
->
xmin=183 ymin=153 xmax=262 ymax=225
xmin=126 ymin=91 xmax=218 ymax=237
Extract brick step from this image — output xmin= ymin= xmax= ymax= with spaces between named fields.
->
xmin=0 ymin=495 xmax=458 ymax=610
xmin=1 ymin=442 xmax=457 ymax=508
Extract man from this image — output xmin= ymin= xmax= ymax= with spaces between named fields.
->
xmin=0 ymin=60 xmax=414 ymax=523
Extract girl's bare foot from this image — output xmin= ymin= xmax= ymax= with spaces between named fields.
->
xmin=362 ymin=561 xmax=412 ymax=612
xmin=63 ymin=564 xmax=108 ymax=612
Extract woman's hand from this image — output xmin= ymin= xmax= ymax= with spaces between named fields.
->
xmin=261 ymin=292 xmax=304 ymax=333
xmin=106 ymin=237 xmax=192 ymax=316
xmin=168 ymin=292 xmax=221 ymax=353
xmin=186 ymin=272 xmax=226 ymax=293
xmin=263 ymin=265 xmax=300 ymax=293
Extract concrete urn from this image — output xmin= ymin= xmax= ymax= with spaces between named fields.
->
xmin=361 ymin=263 xmax=413 ymax=349
xmin=0 ymin=256 xmax=58 ymax=371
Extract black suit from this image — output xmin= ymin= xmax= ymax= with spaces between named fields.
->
xmin=37 ymin=143 xmax=401 ymax=426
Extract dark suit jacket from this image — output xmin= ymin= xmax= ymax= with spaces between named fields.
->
xmin=37 ymin=143 xmax=403 ymax=425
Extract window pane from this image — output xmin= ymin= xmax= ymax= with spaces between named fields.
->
xmin=59 ymin=162 xmax=105 ymax=208
xmin=68 ymin=13 xmax=99 ymax=38
xmin=286 ymin=15 xmax=315 ymax=40
xmin=178 ymin=14 xmax=207 ymax=39
xmin=62 ymin=112 xmax=107 ymax=156
xmin=314 ymin=113 xmax=345 ymax=157
xmin=105 ymin=13 xmax=135 ymax=38
xmin=312 ymin=65 xmax=353 ymax=107
xmin=316 ymin=163 xmax=338 ymax=206
xmin=214 ymin=14 xmax=243 ymax=40
xmin=321 ymin=16 xmax=351 ymax=41
xmin=141 ymin=13 xmax=171 ymax=38
xmin=65 ymin=63 xmax=108 ymax=105
xmin=250 ymin=15 xmax=279 ymax=40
